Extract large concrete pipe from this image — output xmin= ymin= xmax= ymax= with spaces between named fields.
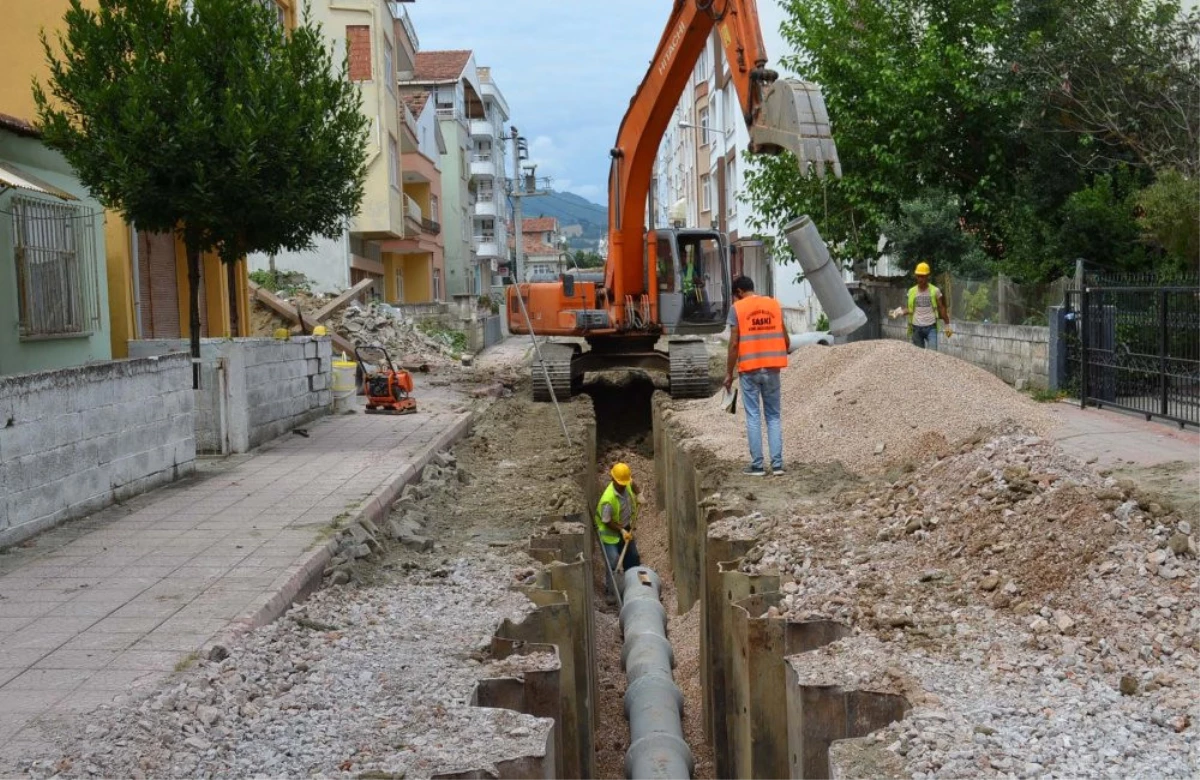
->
xmin=621 ymin=566 xmax=694 ymax=779
xmin=784 ymin=216 xmax=868 ymax=337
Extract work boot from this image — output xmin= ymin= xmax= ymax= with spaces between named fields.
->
xmin=742 ymin=465 xmax=766 ymax=477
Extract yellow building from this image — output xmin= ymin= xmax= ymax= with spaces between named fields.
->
xmin=0 ymin=0 xmax=273 ymax=358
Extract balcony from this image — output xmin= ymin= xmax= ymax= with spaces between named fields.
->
xmin=469 ymin=119 xmax=494 ymax=138
xmin=421 ymin=217 xmax=441 ymax=235
xmin=470 ymin=155 xmax=500 ymax=178
xmin=473 ymin=196 xmax=498 ymax=218
xmin=402 ymin=193 xmax=423 ymax=237
xmin=474 ymin=235 xmax=500 ymax=258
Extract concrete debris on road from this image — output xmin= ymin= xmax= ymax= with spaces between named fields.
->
xmin=713 ymin=425 xmax=1198 ymax=778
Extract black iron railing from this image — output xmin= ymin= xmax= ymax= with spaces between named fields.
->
xmin=1064 ymin=279 xmax=1200 ymax=427
xmin=421 ymin=218 xmax=440 ymax=235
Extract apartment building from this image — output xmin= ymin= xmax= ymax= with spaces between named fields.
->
xmin=249 ymin=0 xmax=407 ymax=297
xmin=514 ymin=217 xmax=565 ymax=280
xmin=405 ymin=51 xmax=511 ymax=302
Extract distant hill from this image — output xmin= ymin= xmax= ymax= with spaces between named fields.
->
xmin=522 ymin=190 xmax=608 ymax=245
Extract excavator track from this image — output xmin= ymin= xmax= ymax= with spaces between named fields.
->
xmin=668 ymin=339 xmax=710 ymax=399
xmin=531 ymin=342 xmax=578 ymax=402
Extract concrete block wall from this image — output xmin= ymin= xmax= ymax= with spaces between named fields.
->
xmin=0 ymin=354 xmax=196 ymax=548
xmin=129 ymin=337 xmax=331 ymax=454
xmin=881 ymin=320 xmax=1050 ymax=390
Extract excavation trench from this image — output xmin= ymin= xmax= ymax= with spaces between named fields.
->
xmin=583 ymin=372 xmax=713 ymax=779
xmin=580 ymin=370 xmax=908 ymax=780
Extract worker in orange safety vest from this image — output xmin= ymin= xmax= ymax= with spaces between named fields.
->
xmin=723 ymin=275 xmax=791 ymax=477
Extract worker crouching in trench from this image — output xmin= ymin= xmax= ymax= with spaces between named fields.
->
xmin=594 ymin=462 xmax=642 ymax=605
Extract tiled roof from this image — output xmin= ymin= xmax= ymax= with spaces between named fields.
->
xmin=522 ymin=217 xmax=557 ymax=233
xmin=0 ymin=113 xmax=40 ymax=138
xmin=414 ymin=50 xmax=472 ymax=81
xmin=400 ymin=91 xmax=430 ymax=118
xmin=506 ymin=234 xmax=562 ymax=256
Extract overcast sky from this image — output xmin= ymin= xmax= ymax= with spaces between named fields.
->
xmin=406 ymin=1 xmax=793 ymax=205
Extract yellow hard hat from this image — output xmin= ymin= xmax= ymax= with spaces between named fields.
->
xmin=312 ymin=325 xmax=328 ymax=337
xmin=611 ymin=462 xmax=633 ymax=486
xmin=273 ymin=327 xmax=290 ymax=340
xmin=915 ymin=262 xmax=931 ymax=276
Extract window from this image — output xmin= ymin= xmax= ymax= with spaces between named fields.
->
xmin=478 ymin=218 xmax=495 ymax=241
xmin=430 ymin=195 xmax=440 ymax=222
xmin=394 ymin=270 xmax=405 ymax=303
xmin=433 ymin=268 xmax=442 ymax=301
xmin=696 ymin=43 xmax=709 ymax=82
xmin=436 ymin=86 xmax=455 ymax=110
xmin=700 ymin=174 xmax=711 ymax=212
xmin=726 ymin=159 xmax=737 ymax=215
xmin=699 ymin=107 xmax=710 ymax=147
xmin=11 ymin=196 xmax=99 ymax=338
xmin=388 ymin=135 xmax=399 ymax=189
xmin=383 ymin=40 xmax=394 ymax=96
xmin=462 ymin=208 xmax=469 ymax=240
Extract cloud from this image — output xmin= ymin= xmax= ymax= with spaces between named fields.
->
xmin=405 ymin=1 xmax=797 ymax=202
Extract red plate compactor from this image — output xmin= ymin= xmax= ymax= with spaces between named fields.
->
xmin=355 ymin=345 xmax=417 ymax=415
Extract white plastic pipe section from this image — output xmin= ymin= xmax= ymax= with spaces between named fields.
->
xmin=784 ymin=215 xmax=868 ymax=337
xmin=620 ymin=566 xmax=694 ymax=779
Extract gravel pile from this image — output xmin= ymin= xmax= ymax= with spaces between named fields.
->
xmin=24 ymin=557 xmax=554 ymax=780
xmin=673 ymin=340 xmax=1053 ymax=474
xmin=714 ymin=426 xmax=1198 ymax=778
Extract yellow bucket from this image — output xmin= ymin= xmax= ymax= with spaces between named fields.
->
xmin=332 ymin=359 xmax=357 ymax=411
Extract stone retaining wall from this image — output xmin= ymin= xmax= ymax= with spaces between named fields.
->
xmin=129 ymin=337 xmax=331 ymax=454
xmin=881 ymin=319 xmax=1050 ymax=390
xmin=0 ymin=354 xmax=196 ymax=547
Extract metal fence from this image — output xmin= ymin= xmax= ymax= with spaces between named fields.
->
xmin=1063 ymin=276 xmax=1200 ymax=426
xmin=870 ymin=273 xmax=1071 ymax=326
xmin=10 ymin=196 xmax=102 ymax=339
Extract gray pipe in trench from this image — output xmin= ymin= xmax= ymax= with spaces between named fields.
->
xmin=620 ymin=566 xmax=694 ymax=779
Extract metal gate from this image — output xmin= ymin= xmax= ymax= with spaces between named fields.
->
xmin=1063 ymin=274 xmax=1200 ymax=426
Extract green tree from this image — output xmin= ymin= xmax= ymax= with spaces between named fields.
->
xmin=35 ymin=0 xmax=369 ymax=379
xmin=881 ymin=189 xmax=991 ymax=278
xmin=1136 ymin=170 xmax=1200 ymax=277
xmin=572 ymin=250 xmax=605 ymax=269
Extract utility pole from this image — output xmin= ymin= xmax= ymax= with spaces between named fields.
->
xmin=507 ymin=126 xmax=552 ymax=284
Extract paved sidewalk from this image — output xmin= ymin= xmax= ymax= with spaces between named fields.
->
xmin=0 ymin=403 xmax=472 ymax=760
xmin=1047 ymin=401 xmax=1199 ymax=518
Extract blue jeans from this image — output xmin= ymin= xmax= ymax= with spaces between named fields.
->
xmin=912 ymin=325 xmax=938 ymax=350
xmin=602 ymin=538 xmax=640 ymax=598
xmin=739 ymin=369 xmax=783 ymax=471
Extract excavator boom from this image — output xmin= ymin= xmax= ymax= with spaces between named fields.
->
xmin=508 ymin=1 xmax=845 ymax=402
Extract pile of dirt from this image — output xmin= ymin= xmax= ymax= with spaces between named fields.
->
xmin=672 ymin=340 xmax=1054 ymax=474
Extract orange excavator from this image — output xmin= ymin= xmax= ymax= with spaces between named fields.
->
xmin=507 ymin=0 xmax=842 ymax=401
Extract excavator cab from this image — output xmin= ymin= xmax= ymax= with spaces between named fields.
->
xmin=651 ymin=228 xmax=730 ymax=335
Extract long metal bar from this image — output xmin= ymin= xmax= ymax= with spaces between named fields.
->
xmin=1080 ymin=286 xmax=1089 ymax=410
xmin=513 ymin=281 xmax=572 ymax=448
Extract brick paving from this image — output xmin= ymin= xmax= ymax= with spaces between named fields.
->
xmin=0 ymin=405 xmax=472 ymax=759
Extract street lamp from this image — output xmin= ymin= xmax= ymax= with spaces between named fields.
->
xmin=678 ymin=120 xmax=722 ymax=138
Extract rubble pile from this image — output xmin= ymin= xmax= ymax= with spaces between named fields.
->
xmin=712 ymin=425 xmax=1198 ymax=777
xmin=332 ymin=303 xmax=460 ymax=368
xmin=26 ymin=557 xmax=552 ymax=780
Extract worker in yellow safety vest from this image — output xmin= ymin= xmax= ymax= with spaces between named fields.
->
xmin=906 ymin=262 xmax=951 ymax=349
xmin=595 ymin=462 xmax=642 ymax=603
xmin=723 ymin=275 xmax=790 ymax=477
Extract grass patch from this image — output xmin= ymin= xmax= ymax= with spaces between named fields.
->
xmin=417 ymin=319 xmax=468 ymax=355
xmin=1028 ymin=387 xmax=1069 ymax=403
xmin=174 ymin=651 xmax=201 ymax=672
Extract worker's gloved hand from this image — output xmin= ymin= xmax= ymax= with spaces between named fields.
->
xmin=889 ymin=307 xmax=905 ymax=320
xmin=621 ymin=529 xmax=633 ymax=543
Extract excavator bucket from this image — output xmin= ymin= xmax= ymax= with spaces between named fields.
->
xmin=750 ymin=80 xmax=843 ymax=179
